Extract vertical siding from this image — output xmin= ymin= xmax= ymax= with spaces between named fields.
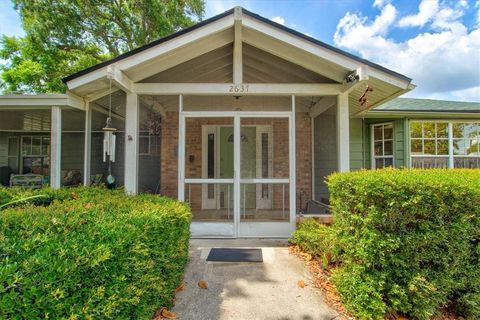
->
xmin=61 ymin=133 xmax=84 ymax=174
xmin=0 ymin=133 xmax=7 ymax=167
xmin=349 ymin=118 xmax=365 ymax=170
xmin=313 ymin=111 xmax=337 ymax=201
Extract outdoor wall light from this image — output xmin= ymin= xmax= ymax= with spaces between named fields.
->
xmin=189 ymin=155 xmax=195 ymax=163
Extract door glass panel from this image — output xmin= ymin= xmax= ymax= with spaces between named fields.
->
xmin=240 ymin=118 xmax=288 ymax=179
xmin=185 ymin=117 xmax=234 ymax=238
xmin=219 ymin=127 xmax=234 ymax=179
xmin=184 ymin=117 xmax=234 ymax=179
xmin=240 ymin=117 xmax=290 ymax=224
xmin=240 ymin=183 xmax=289 ymax=222
xmin=186 ymin=183 xmax=233 ymax=222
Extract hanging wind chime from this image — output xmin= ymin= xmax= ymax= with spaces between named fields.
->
xmin=103 ymin=78 xmax=117 ymax=189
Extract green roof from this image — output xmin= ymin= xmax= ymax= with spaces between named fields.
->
xmin=372 ymin=98 xmax=480 ymax=114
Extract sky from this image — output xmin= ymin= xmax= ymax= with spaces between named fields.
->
xmin=1 ymin=0 xmax=479 ymax=102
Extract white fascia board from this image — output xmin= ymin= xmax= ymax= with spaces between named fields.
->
xmin=0 ymin=93 xmax=86 ymax=110
xmin=243 ymin=15 xmax=412 ymax=90
xmin=133 ymin=83 xmax=342 ymax=96
xmin=242 ymin=15 xmax=358 ymax=69
xmin=116 ymin=15 xmax=234 ymax=72
xmin=66 ymin=66 xmax=108 ymax=91
xmin=369 ymin=72 xmax=411 ymax=90
xmin=65 ymin=15 xmax=234 ymax=91
xmin=0 ymin=94 xmax=67 ymax=106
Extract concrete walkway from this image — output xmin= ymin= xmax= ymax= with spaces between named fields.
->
xmin=172 ymin=239 xmax=339 ymax=320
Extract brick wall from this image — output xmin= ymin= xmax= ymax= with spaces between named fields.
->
xmin=295 ymin=112 xmax=312 ymax=211
xmin=160 ymin=112 xmax=312 ymax=211
xmin=160 ymin=111 xmax=178 ymax=198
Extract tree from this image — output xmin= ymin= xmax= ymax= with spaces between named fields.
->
xmin=0 ymin=0 xmax=205 ymax=93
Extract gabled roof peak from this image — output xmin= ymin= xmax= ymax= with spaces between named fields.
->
xmin=63 ymin=6 xmax=411 ymax=84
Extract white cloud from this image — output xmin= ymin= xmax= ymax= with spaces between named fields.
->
xmin=373 ymin=0 xmax=389 ymax=9
xmin=334 ymin=1 xmax=480 ymax=102
xmin=272 ymin=16 xmax=285 ymax=25
xmin=398 ymin=0 xmax=439 ymax=28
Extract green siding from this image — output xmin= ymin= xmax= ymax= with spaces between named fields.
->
xmin=349 ymin=118 xmax=406 ymax=169
xmin=349 ymin=118 xmax=365 ymax=170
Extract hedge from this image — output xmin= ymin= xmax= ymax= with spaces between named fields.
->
xmin=292 ymin=169 xmax=480 ymax=320
xmin=0 ymin=186 xmax=191 ymax=319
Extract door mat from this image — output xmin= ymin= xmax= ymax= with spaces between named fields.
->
xmin=206 ymin=248 xmax=263 ymax=262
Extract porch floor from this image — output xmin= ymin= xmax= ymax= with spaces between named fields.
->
xmin=193 ymin=209 xmax=289 ymax=222
xmin=171 ymin=239 xmax=338 ymax=320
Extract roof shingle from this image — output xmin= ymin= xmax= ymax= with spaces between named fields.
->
xmin=372 ymin=97 xmax=480 ymax=114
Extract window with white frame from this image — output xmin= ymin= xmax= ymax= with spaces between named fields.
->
xmin=371 ymin=123 xmax=394 ymax=169
xmin=409 ymin=121 xmax=480 ymax=168
xmin=410 ymin=122 xmax=449 ymax=168
xmin=21 ymin=135 xmax=50 ymax=175
xmin=452 ymin=122 xmax=480 ymax=168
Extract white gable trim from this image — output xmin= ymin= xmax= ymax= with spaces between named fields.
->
xmin=66 ymin=14 xmax=234 ymax=91
xmin=64 ymin=7 xmax=411 ymax=94
xmin=242 ymin=15 xmax=411 ymax=90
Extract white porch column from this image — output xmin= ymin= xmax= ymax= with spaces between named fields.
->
xmin=83 ymin=101 xmax=92 ymax=186
xmin=337 ymin=93 xmax=350 ymax=172
xmin=233 ymin=114 xmax=241 ymax=237
xmin=289 ymin=95 xmax=296 ymax=232
xmin=448 ymin=122 xmax=454 ymax=168
xmin=177 ymin=95 xmax=185 ymax=201
xmin=50 ymin=106 xmax=62 ymax=189
xmin=125 ymin=92 xmax=139 ymax=194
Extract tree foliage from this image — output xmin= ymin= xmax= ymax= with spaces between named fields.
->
xmin=0 ymin=0 xmax=205 ymax=93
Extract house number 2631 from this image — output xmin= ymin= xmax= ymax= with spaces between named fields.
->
xmin=229 ymin=84 xmax=249 ymax=93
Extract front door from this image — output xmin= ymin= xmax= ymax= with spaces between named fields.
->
xmin=184 ymin=113 xmax=294 ymax=238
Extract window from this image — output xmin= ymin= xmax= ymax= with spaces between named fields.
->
xmin=261 ymin=132 xmax=269 ymax=198
xmin=410 ymin=122 xmax=449 ymax=168
xmin=409 ymin=121 xmax=480 ymax=168
xmin=21 ymin=135 xmax=49 ymax=175
xmin=371 ymin=123 xmax=394 ymax=169
xmin=207 ymin=132 xmax=215 ymax=199
xmin=453 ymin=122 xmax=480 ymax=168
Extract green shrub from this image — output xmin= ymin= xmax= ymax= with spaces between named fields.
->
xmin=326 ymin=169 xmax=480 ymax=320
xmin=290 ymin=219 xmax=337 ymax=268
xmin=0 ymin=186 xmax=191 ymax=319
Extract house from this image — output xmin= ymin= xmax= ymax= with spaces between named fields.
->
xmin=0 ymin=7 xmax=478 ymax=238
